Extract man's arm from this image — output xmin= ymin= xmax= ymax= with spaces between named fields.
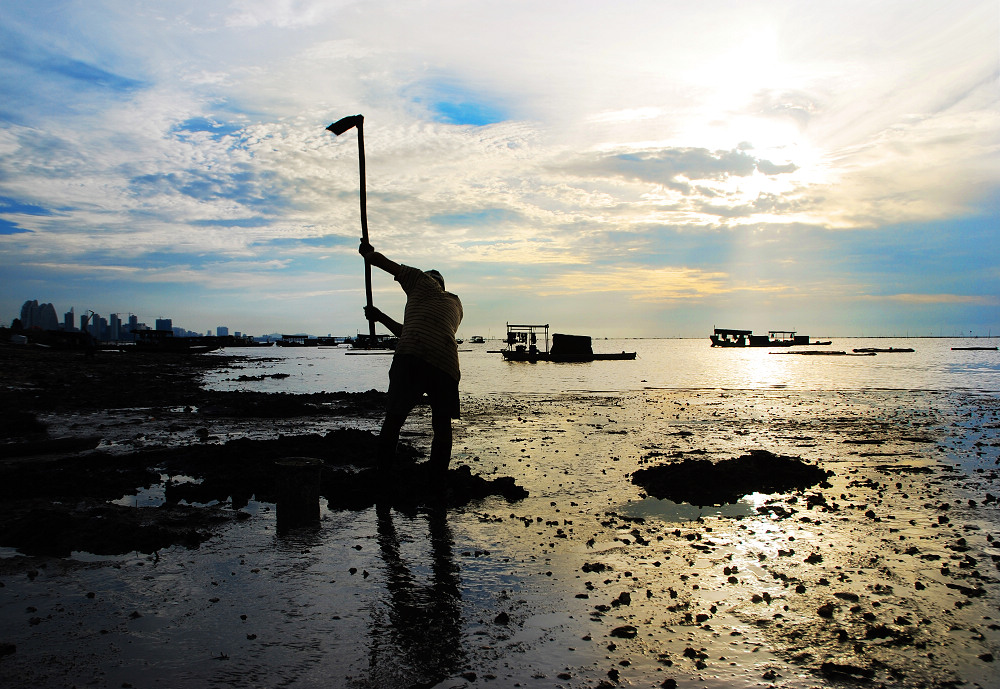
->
xmin=358 ymin=240 xmax=402 ymax=277
xmin=364 ymin=306 xmax=403 ymax=337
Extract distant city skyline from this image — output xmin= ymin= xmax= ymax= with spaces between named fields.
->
xmin=1 ymin=3 xmax=998 ymax=338
xmin=8 ymin=297 xmax=995 ymax=341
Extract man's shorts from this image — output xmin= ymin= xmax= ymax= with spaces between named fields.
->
xmin=386 ymin=353 xmax=460 ymax=419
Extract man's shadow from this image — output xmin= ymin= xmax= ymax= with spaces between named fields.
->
xmin=367 ymin=502 xmax=465 ymax=687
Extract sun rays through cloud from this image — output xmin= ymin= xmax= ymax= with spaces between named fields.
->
xmin=1 ymin=1 xmax=997 ymax=336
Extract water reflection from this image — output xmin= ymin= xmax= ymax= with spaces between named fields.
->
xmin=367 ymin=504 xmax=464 ymax=687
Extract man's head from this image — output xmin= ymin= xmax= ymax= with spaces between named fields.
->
xmin=425 ymin=269 xmax=445 ymax=290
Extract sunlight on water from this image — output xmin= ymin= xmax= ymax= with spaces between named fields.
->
xmin=204 ymin=337 xmax=1000 ymax=395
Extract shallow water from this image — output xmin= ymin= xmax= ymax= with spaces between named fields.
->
xmin=203 ymin=337 xmax=1000 ymax=396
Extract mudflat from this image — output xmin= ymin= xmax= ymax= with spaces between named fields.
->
xmin=1 ymin=346 xmax=998 ymax=688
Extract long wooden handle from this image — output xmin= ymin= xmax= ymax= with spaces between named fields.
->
xmin=356 ymin=121 xmax=377 ymax=341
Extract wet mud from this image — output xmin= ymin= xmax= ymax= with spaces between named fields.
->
xmin=1 ymin=346 xmax=999 ymax=688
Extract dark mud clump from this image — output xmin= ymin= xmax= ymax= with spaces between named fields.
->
xmin=323 ymin=463 xmax=529 ymax=511
xmin=147 ymin=429 xmax=528 ymax=511
xmin=631 ymin=449 xmax=832 ymax=505
xmin=0 ymin=347 xmax=527 ymax=557
xmin=0 ymin=428 xmax=528 ymax=556
xmin=0 ymin=499 xmax=234 ymax=557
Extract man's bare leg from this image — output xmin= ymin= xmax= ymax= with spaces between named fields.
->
xmin=377 ymin=411 xmax=407 ymax=471
xmin=428 ymin=410 xmax=453 ymax=475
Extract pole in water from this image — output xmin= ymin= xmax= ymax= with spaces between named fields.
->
xmin=327 ymin=115 xmax=376 ymax=342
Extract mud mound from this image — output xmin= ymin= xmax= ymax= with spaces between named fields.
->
xmin=324 ymin=464 xmax=529 ymax=511
xmin=0 ymin=429 xmax=528 ymax=556
xmin=0 ymin=499 xmax=235 ymax=557
xmin=632 ymin=449 xmax=831 ymax=506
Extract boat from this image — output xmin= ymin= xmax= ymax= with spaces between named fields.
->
xmin=276 ymin=334 xmax=319 ymax=347
xmin=710 ymin=328 xmax=827 ymax=347
xmin=952 ymin=346 xmax=998 ymax=351
xmin=852 ymin=347 xmax=915 ymax=353
xmin=772 ymin=350 xmax=874 ymax=356
xmin=351 ymin=332 xmax=398 ymax=350
xmin=500 ymin=323 xmax=636 ymax=362
xmin=469 ymin=335 xmax=485 ymax=344
xmin=710 ymin=328 xmax=752 ymax=347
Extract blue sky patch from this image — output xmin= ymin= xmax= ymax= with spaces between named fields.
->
xmin=0 ymin=218 xmax=32 ymax=234
xmin=174 ymin=117 xmax=242 ymax=140
xmin=0 ymin=196 xmax=51 ymax=215
xmin=414 ymin=80 xmax=508 ymax=126
xmin=192 ymin=217 xmax=271 ymax=228
xmin=0 ymin=26 xmax=142 ymax=93
xmin=259 ymin=235 xmax=354 ymax=249
xmin=430 ymin=208 xmax=522 ymax=227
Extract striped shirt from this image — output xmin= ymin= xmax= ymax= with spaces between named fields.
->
xmin=394 ymin=265 xmax=463 ymax=381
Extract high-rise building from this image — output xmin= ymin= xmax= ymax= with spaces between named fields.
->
xmin=216 ymin=326 xmax=229 ymax=337
xmin=64 ymin=308 xmax=75 ymax=331
xmin=89 ymin=313 xmax=102 ymax=339
xmin=109 ymin=314 xmax=121 ymax=341
xmin=19 ymin=300 xmax=59 ymax=330
xmin=155 ymin=318 xmax=172 ymax=332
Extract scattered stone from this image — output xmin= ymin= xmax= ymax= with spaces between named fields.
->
xmin=611 ymin=625 xmax=638 ymax=639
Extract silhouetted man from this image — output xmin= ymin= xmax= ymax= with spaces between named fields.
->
xmin=359 ymin=240 xmax=463 ymax=475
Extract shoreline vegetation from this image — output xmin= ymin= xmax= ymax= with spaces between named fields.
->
xmin=1 ymin=345 xmax=998 ymax=688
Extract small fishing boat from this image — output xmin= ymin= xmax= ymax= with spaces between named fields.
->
xmin=350 ymin=333 xmax=398 ymax=350
xmin=501 ymin=323 xmax=635 ymax=362
xmin=276 ymin=334 xmax=320 ymax=347
xmin=710 ymin=328 xmax=827 ymax=347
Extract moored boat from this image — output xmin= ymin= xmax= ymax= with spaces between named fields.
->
xmin=351 ymin=332 xmax=398 ymax=350
xmin=852 ymin=347 xmax=915 ymax=353
xmin=710 ymin=328 xmax=827 ymax=348
xmin=501 ymin=324 xmax=635 ymax=362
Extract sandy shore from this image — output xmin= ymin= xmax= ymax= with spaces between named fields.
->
xmin=1 ymin=347 xmax=998 ymax=688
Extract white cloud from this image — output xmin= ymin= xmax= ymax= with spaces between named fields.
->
xmin=1 ymin=0 xmax=997 ymax=335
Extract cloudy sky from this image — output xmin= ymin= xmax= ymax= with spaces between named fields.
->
xmin=1 ymin=0 xmax=997 ymax=338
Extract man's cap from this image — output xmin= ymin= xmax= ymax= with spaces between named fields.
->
xmin=425 ymin=269 xmax=445 ymax=289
